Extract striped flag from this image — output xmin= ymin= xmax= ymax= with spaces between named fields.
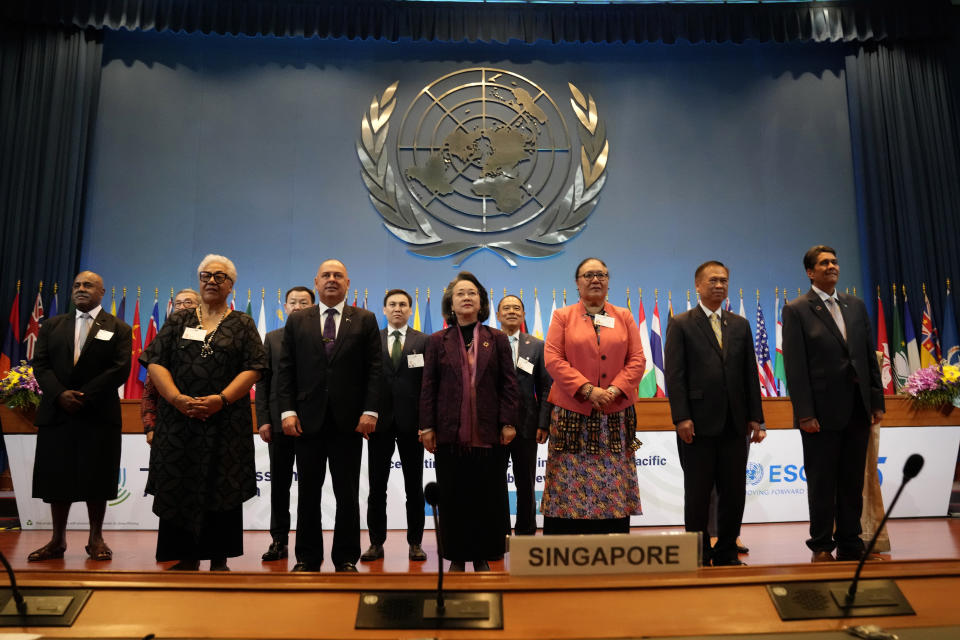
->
xmin=23 ymin=287 xmax=44 ymax=361
xmin=637 ymin=291 xmax=657 ymax=398
xmin=920 ymin=288 xmax=941 ymax=367
xmin=903 ymin=289 xmax=922 ymax=375
xmin=774 ymin=290 xmax=787 ymax=396
xmin=650 ymin=296 xmax=666 ymax=397
xmin=876 ymin=290 xmax=894 ymax=394
xmin=140 ymin=297 xmax=160 ymax=383
xmin=754 ymin=297 xmax=778 ymax=397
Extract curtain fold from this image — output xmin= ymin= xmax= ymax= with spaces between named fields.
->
xmin=845 ymin=42 xmax=960 ymax=335
xmin=1 ymin=0 xmax=952 ymax=44
xmin=0 ymin=24 xmax=103 ymax=341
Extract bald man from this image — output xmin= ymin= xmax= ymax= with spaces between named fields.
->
xmin=28 ymin=271 xmax=132 ymax=563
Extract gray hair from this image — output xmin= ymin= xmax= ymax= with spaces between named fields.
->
xmin=174 ymin=288 xmax=201 ymax=303
xmin=197 ymin=254 xmax=237 ymax=283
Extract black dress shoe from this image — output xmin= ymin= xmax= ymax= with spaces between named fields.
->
xmin=408 ymin=544 xmax=427 ymax=561
xmin=712 ymin=558 xmax=747 ymax=567
xmin=360 ymin=544 xmax=384 ymax=561
xmin=210 ymin=559 xmax=230 ymax=571
xmin=473 ymin=560 xmax=490 ymax=572
xmin=168 ymin=560 xmax=201 ymax=571
xmin=811 ymin=551 xmax=835 ymax=562
xmin=262 ymin=541 xmax=288 ymax=561
xmin=449 ymin=561 xmax=466 ymax=572
xmin=292 ymin=562 xmax=320 ymax=572
xmin=336 ymin=562 xmax=359 ymax=573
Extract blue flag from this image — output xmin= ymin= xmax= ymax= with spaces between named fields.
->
xmin=423 ymin=295 xmax=433 ymax=335
xmin=942 ymin=286 xmax=959 ymax=366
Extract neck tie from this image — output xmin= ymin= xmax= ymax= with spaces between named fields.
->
xmin=710 ymin=313 xmax=723 ymax=348
xmin=510 ymin=335 xmax=519 ymax=366
xmin=826 ymin=297 xmax=847 ymax=340
xmin=391 ymin=329 xmax=402 ymax=367
xmin=75 ymin=313 xmax=91 ymax=363
xmin=323 ymin=308 xmax=338 ymax=356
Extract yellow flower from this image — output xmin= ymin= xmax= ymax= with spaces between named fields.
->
xmin=943 ymin=365 xmax=960 ymax=383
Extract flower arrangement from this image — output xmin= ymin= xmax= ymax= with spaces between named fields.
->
xmin=902 ymin=363 xmax=960 ymax=410
xmin=0 ymin=361 xmax=42 ymax=412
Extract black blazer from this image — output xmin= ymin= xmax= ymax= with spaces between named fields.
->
xmin=664 ymin=307 xmax=764 ymax=436
xmin=511 ymin=332 xmax=553 ymax=439
xmin=32 ymin=310 xmax=132 ymax=427
xmin=378 ymin=326 xmax=428 ymax=434
xmin=782 ymin=289 xmax=884 ymax=431
xmin=276 ymin=304 xmax=381 ymax=435
xmin=255 ymin=328 xmax=283 ymax=433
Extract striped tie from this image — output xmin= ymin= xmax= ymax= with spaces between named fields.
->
xmin=710 ymin=313 xmax=722 ymax=348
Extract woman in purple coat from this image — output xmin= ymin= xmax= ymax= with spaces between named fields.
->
xmin=419 ymin=271 xmax=519 ymax=572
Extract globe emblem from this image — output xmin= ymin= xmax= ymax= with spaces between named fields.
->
xmin=396 ymin=68 xmax=572 ymax=234
xmin=745 ymin=462 xmax=764 ymax=486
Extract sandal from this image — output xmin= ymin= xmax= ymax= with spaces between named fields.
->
xmin=27 ymin=543 xmax=66 ymax=562
xmin=84 ymin=543 xmax=113 ymax=561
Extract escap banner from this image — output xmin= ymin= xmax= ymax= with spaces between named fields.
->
xmin=5 ymin=426 xmax=958 ymax=530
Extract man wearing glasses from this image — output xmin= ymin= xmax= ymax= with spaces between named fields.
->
xmin=277 ymin=260 xmax=381 ymax=572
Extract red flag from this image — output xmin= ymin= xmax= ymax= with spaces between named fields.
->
xmin=1 ymin=288 xmax=22 ymax=376
xmin=24 ymin=289 xmax=44 ymax=360
xmin=124 ymin=298 xmax=144 ymax=399
xmin=876 ymin=292 xmax=894 ymax=395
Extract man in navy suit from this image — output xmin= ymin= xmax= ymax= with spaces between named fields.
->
xmin=29 ymin=271 xmax=132 ymax=562
xmin=783 ymin=245 xmax=884 ymax=562
xmin=277 ymin=260 xmax=381 ymax=572
xmin=496 ymin=295 xmax=552 ymax=536
xmin=665 ymin=261 xmax=764 ymax=566
xmin=360 ymin=289 xmax=429 ymax=563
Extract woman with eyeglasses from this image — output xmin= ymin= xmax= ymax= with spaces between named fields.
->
xmin=540 ymin=258 xmax=645 ymax=535
xmin=140 ymin=255 xmax=266 ymax=570
xmin=419 ymin=271 xmax=519 ymax=572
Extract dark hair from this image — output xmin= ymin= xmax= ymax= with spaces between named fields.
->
xmin=694 ymin=261 xmax=728 ymax=282
xmin=803 ymin=245 xmax=837 ymax=272
xmin=383 ymin=288 xmax=412 ymax=307
xmin=285 ymin=286 xmax=315 ymax=304
xmin=497 ymin=294 xmax=525 ymax=312
xmin=575 ymin=257 xmax=609 ymax=281
xmin=441 ymin=271 xmax=489 ymax=324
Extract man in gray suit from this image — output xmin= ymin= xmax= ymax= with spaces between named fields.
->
xmin=496 ymin=295 xmax=552 ymax=536
xmin=29 ymin=271 xmax=132 ymax=562
xmin=360 ymin=289 xmax=429 ymax=563
xmin=256 ymin=285 xmax=314 ymax=562
xmin=783 ymin=245 xmax=884 ymax=562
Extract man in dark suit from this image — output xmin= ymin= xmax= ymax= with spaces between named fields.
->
xmin=665 ymin=261 xmax=764 ymax=566
xmin=256 ymin=285 xmax=314 ymax=562
xmin=360 ymin=289 xmax=428 ymax=563
xmin=495 ymin=294 xmax=552 ymax=536
xmin=277 ymin=259 xmax=381 ymax=572
xmin=28 ymin=271 xmax=132 ymax=562
xmin=783 ymin=245 xmax=884 ymax=562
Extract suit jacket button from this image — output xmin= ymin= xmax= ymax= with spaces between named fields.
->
xmin=600 ymin=355 xmax=606 ymax=360
xmin=601 ymin=373 xmax=607 ymax=379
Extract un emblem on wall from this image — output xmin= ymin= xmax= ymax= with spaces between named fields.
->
xmin=357 ymin=68 xmax=609 ymax=266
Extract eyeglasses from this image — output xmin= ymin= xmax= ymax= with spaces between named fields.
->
xmin=173 ymin=299 xmax=198 ymax=310
xmin=199 ymin=271 xmax=232 ymax=284
xmin=579 ymin=271 xmax=609 ymax=282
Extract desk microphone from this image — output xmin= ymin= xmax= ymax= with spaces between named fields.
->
xmin=845 ymin=453 xmax=924 ymax=607
xmin=0 ymin=551 xmax=26 ymax=615
xmin=424 ymin=481 xmax=444 ymax=613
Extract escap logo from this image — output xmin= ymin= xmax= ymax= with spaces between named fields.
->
xmin=109 ymin=468 xmax=131 ymax=507
xmin=745 ymin=462 xmax=764 ymax=486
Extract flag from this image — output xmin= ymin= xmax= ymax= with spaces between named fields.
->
xmin=686 ymin=291 xmax=692 ymax=312
xmin=724 ymin=297 xmax=732 ymax=313
xmin=891 ymin=286 xmax=909 ymax=391
xmin=1 ymin=286 xmax=21 ymax=375
xmin=164 ymin=291 xmax=173 ymax=325
xmin=774 ymin=290 xmax=787 ymax=396
xmin=737 ymin=294 xmax=746 ymax=319
xmin=650 ymin=298 xmax=666 ymax=397
xmin=257 ymin=297 xmax=267 ymax=343
xmin=549 ymin=293 xmax=557 ymax=335
xmin=272 ymin=292 xmax=284 ymax=332
xmin=637 ymin=292 xmax=657 ymax=398
xmin=876 ymin=291 xmax=894 ymax=394
xmin=942 ymin=282 xmax=959 ymax=366
xmin=532 ymin=292 xmax=544 ymax=339
xmin=903 ymin=290 xmax=922 ymax=375
xmin=755 ymin=298 xmax=778 ymax=398
xmin=244 ymin=295 xmax=252 ymax=317
xmin=920 ymin=289 xmax=941 ymax=367
xmin=123 ymin=297 xmax=144 ymax=399
xmin=230 ymin=292 xmax=236 ymax=311
xmin=47 ymin=287 xmax=58 ymax=318
xmin=24 ymin=288 xmax=44 ymax=361
xmin=413 ymin=292 xmax=421 ymax=331
xmin=117 ymin=291 xmax=126 ymax=323
xmin=423 ymin=293 xmax=433 ymax=335
xmin=352 ymin=290 xmax=358 ymax=307
xmin=140 ymin=298 xmax=160 ymax=383
xmin=110 ymin=290 xmax=116 ymax=316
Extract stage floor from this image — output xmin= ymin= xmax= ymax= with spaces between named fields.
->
xmin=2 ymin=518 xmax=958 ymax=573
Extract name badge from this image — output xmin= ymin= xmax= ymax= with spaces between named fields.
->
xmin=594 ymin=314 xmax=615 ymax=329
xmin=183 ymin=327 xmax=206 ymax=341
xmin=517 ymin=357 xmax=535 ymax=375
xmin=94 ymin=329 xmax=114 ymax=341
xmin=407 ymin=353 xmax=424 ymax=368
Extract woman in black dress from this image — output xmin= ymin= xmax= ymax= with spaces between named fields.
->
xmin=140 ymin=254 xmax=265 ymax=571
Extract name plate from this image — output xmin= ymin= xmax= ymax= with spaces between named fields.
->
xmin=509 ymin=532 xmax=701 ymax=576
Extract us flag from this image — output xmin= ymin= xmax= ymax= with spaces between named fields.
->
xmin=754 ymin=298 xmax=778 ymax=397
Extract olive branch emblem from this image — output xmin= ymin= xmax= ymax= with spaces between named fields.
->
xmin=357 ymin=79 xmax=608 ymax=266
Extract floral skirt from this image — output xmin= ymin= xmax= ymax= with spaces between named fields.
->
xmin=540 ymin=406 xmax=642 ymax=519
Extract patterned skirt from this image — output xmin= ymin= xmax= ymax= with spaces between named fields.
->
xmin=540 ymin=405 xmax=643 ymax=519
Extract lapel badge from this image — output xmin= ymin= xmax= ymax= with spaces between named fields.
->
xmin=483 ymin=341 xmax=489 ymax=348
xmin=816 ymin=306 xmax=823 ymax=311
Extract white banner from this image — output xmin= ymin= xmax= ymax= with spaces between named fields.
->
xmin=5 ymin=426 xmax=958 ymax=530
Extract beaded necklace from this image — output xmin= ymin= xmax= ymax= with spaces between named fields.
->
xmin=196 ymin=306 xmax=229 ymax=358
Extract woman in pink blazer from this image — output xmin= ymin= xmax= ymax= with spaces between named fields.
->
xmin=541 ymin=258 xmax=645 ymax=534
